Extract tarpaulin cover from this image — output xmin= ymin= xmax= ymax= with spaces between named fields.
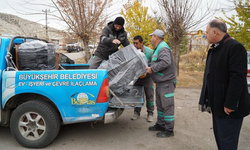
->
xmin=18 ymin=40 xmax=56 ymax=70
xmin=98 ymin=44 xmax=148 ymax=94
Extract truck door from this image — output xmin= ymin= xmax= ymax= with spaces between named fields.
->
xmin=0 ymin=38 xmax=10 ymax=123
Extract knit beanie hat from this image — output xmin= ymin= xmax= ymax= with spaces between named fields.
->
xmin=114 ymin=17 xmax=125 ymax=26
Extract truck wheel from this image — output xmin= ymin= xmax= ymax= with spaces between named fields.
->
xmin=10 ymin=100 xmax=60 ymax=148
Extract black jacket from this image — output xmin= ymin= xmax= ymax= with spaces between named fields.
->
xmin=94 ymin=22 xmax=130 ymax=60
xmin=199 ymin=34 xmax=250 ymax=118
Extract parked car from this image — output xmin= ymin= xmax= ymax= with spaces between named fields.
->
xmin=66 ymin=43 xmax=83 ymax=53
xmin=88 ymin=44 xmax=95 ymax=49
xmin=59 ymin=53 xmax=75 ymax=64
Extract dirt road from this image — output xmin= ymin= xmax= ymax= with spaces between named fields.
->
xmin=64 ymin=51 xmax=85 ymax=60
xmin=0 ymin=88 xmax=250 ymax=150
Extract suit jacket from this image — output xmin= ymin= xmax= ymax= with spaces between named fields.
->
xmin=199 ymin=33 xmax=250 ymax=118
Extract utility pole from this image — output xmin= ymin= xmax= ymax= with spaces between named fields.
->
xmin=42 ymin=9 xmax=50 ymax=40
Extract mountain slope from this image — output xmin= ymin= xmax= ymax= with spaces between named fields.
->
xmin=0 ymin=12 xmax=62 ymax=39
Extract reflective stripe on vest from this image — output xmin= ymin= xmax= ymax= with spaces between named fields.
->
xmin=152 ymin=41 xmax=171 ymax=62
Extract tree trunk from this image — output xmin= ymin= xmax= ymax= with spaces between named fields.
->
xmin=173 ymin=42 xmax=180 ymax=77
xmin=171 ymin=37 xmax=180 ymax=77
xmin=189 ymin=36 xmax=192 ymax=52
xmin=201 ymin=43 xmax=210 ymax=63
xmin=176 ymin=44 xmax=180 ymax=77
xmin=83 ymin=41 xmax=91 ymax=63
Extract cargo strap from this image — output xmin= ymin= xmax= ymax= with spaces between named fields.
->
xmin=5 ymin=52 xmax=17 ymax=71
xmin=109 ymin=89 xmax=125 ymax=106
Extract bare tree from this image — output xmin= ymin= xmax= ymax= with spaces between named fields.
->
xmin=157 ymin=0 xmax=216 ymax=76
xmin=5 ymin=0 xmax=113 ymax=62
xmin=51 ymin=0 xmax=112 ymax=62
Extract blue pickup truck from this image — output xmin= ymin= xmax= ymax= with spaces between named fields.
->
xmin=0 ymin=36 xmax=143 ymax=148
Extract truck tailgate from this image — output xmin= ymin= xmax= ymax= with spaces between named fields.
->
xmin=109 ymin=85 xmax=144 ymax=108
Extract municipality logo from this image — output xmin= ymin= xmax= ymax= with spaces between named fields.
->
xmin=71 ymin=92 xmax=95 ymax=105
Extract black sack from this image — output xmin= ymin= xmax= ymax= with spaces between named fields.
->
xmin=18 ymin=40 xmax=56 ymax=70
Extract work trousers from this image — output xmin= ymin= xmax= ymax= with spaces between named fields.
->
xmin=134 ymin=76 xmax=154 ymax=116
xmin=89 ymin=55 xmax=104 ymax=69
xmin=155 ymin=81 xmax=175 ymax=132
xmin=212 ymin=114 xmax=243 ymax=150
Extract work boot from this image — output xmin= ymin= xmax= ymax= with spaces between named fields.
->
xmin=131 ymin=113 xmax=139 ymax=120
xmin=148 ymin=124 xmax=165 ymax=131
xmin=156 ymin=131 xmax=174 ymax=138
xmin=147 ymin=115 xmax=153 ymax=122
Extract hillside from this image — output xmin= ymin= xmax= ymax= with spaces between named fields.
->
xmin=0 ymin=12 xmax=62 ymax=39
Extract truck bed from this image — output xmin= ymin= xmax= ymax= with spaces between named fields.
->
xmin=109 ymin=85 xmax=144 ymax=108
xmin=61 ymin=64 xmax=144 ymax=109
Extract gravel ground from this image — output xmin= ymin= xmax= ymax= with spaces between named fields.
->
xmin=1 ymin=88 xmax=250 ymax=150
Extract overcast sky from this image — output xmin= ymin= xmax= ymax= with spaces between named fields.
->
xmin=0 ymin=0 xmax=135 ymax=30
xmin=0 ymin=0 xmax=235 ymax=31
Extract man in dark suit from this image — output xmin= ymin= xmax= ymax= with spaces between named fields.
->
xmin=199 ymin=19 xmax=250 ymax=150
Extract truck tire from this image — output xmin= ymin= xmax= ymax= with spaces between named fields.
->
xmin=10 ymin=100 xmax=60 ymax=148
